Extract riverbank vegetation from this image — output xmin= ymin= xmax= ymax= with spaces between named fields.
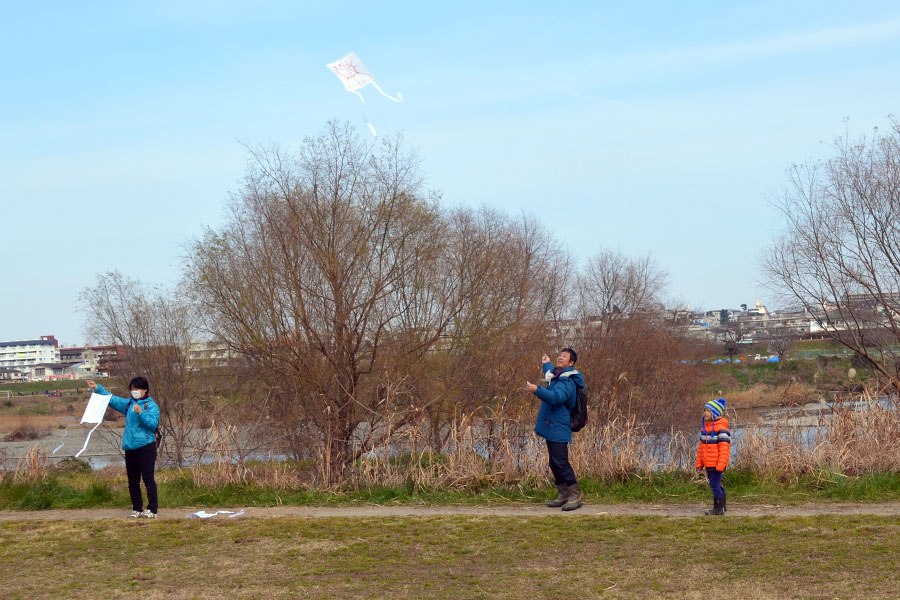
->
xmin=3 ymin=391 xmax=899 ymax=510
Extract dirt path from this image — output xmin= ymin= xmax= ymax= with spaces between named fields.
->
xmin=2 ymin=502 xmax=900 ymax=521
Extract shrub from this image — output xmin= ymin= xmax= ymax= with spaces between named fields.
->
xmin=4 ymin=418 xmax=49 ymax=442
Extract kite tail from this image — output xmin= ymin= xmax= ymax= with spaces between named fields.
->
xmin=350 ymin=90 xmax=378 ymax=136
xmin=75 ymin=422 xmax=102 ymax=458
xmin=369 ymin=81 xmax=402 ymax=103
xmin=52 ymin=426 xmax=69 ymax=455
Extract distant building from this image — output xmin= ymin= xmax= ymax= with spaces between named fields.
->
xmin=187 ymin=340 xmax=237 ymax=368
xmin=747 ymin=299 xmax=768 ymax=317
xmin=0 ymin=336 xmax=60 ymax=378
xmin=60 ymin=345 xmax=128 ymax=376
xmin=0 ymin=367 xmax=23 ymax=382
xmin=29 ymin=362 xmax=91 ymax=382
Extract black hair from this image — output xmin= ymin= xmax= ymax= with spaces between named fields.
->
xmin=560 ymin=347 xmax=577 ymax=365
xmin=129 ymin=376 xmax=150 ymax=392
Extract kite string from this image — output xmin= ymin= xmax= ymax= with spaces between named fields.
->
xmin=75 ymin=422 xmax=102 ymax=458
xmin=52 ymin=426 xmax=69 ymax=455
xmin=364 ymin=117 xmax=378 ymax=136
xmin=351 ymin=90 xmax=378 ymax=136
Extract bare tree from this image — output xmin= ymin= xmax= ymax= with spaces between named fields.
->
xmin=765 ymin=118 xmax=900 ymax=389
xmin=79 ymin=271 xmax=202 ymax=464
xmin=570 ymin=250 xmax=699 ymax=429
xmin=767 ymin=327 xmax=795 ymax=362
xmin=186 ymin=123 xmax=476 ymax=480
xmin=418 ymin=207 xmax=571 ymax=452
xmin=720 ymin=323 xmax=743 ymax=364
xmin=577 ymin=251 xmax=667 ymax=323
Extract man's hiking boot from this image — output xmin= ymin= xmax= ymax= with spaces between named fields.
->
xmin=704 ymin=497 xmax=725 ymax=516
xmin=561 ymin=482 xmax=583 ymax=511
xmin=546 ymin=484 xmax=568 ymax=508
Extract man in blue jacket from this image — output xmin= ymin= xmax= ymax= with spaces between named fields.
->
xmin=526 ymin=348 xmax=585 ymax=511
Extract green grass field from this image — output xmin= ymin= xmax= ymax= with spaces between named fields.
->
xmin=0 ymin=379 xmax=105 ymax=395
xmin=1 ymin=514 xmax=898 ymax=599
xmin=5 ymin=468 xmax=900 ymax=511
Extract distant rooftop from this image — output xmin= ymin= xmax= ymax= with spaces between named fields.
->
xmin=0 ymin=339 xmax=58 ymax=348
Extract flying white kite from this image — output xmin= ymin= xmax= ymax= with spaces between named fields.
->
xmin=326 ymin=51 xmax=402 ymax=136
xmin=52 ymin=392 xmax=111 ymax=458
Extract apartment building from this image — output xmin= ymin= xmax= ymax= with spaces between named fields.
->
xmin=0 ymin=335 xmax=60 ymax=378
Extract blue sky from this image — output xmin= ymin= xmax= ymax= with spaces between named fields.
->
xmin=3 ymin=1 xmax=900 ymax=345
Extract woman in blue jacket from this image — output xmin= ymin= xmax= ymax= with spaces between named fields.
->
xmin=526 ymin=348 xmax=585 ymax=511
xmin=87 ymin=377 xmax=160 ymax=518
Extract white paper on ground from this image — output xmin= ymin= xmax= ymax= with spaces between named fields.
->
xmin=186 ymin=509 xmax=246 ymax=519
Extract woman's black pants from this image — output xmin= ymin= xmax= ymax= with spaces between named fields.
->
xmin=124 ymin=443 xmax=158 ymax=513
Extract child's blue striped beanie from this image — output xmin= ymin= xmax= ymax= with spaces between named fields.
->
xmin=704 ymin=398 xmax=726 ymax=418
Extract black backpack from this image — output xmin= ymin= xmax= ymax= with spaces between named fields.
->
xmin=570 ymin=386 xmax=588 ymax=432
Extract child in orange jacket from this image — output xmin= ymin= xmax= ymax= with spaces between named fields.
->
xmin=696 ymin=398 xmax=730 ymax=516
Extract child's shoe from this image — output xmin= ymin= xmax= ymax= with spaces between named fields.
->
xmin=705 ymin=497 xmax=725 ymax=516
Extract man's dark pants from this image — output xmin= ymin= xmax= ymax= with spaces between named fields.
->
xmin=124 ymin=443 xmax=158 ymax=513
xmin=546 ymin=440 xmax=577 ymax=486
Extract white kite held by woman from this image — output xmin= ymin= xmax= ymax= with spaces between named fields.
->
xmin=52 ymin=392 xmax=111 ymax=458
xmin=326 ymin=51 xmax=402 ymax=136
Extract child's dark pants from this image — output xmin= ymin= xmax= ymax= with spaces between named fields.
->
xmin=706 ymin=467 xmax=725 ymax=499
xmin=125 ymin=443 xmax=158 ymax=513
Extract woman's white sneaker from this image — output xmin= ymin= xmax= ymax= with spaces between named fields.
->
xmin=141 ymin=510 xmax=157 ymax=519
xmin=130 ymin=511 xmax=142 ymax=518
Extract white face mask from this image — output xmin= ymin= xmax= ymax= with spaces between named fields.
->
xmin=131 ymin=390 xmax=145 ymax=400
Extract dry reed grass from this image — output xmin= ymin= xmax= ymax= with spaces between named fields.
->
xmin=725 ymin=382 xmax=819 ymax=410
xmin=5 ymin=391 xmax=898 ymax=491
xmin=0 ymin=414 xmax=62 ymax=436
xmin=333 ymin=390 xmax=900 ymax=489
xmin=9 ymin=445 xmax=49 ymax=483
xmin=186 ymin=423 xmax=303 ymax=488
xmin=340 ymin=407 xmax=695 ymax=491
xmin=725 ymin=385 xmax=782 ymax=409
xmin=735 ymin=390 xmax=900 ymax=477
